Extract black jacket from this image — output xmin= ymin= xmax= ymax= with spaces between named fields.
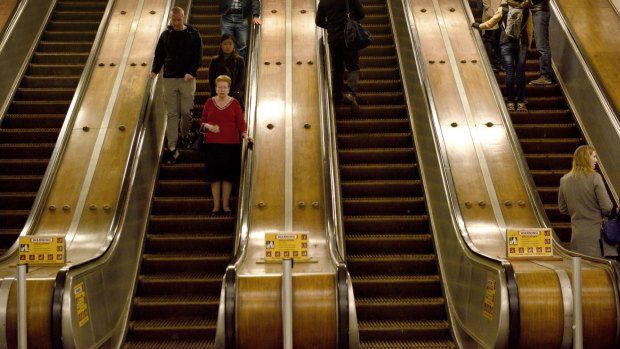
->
xmin=219 ymin=0 xmax=261 ymax=19
xmin=152 ymin=24 xmax=203 ymax=78
xmin=208 ymin=54 xmax=246 ymax=102
xmin=316 ymin=0 xmax=365 ymax=43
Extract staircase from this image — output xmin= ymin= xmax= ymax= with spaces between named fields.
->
xmin=0 ymin=0 xmax=107 ymax=253
xmin=123 ymin=3 xmax=235 ymax=348
xmin=469 ymin=2 xmax=586 ymax=244
xmin=336 ymin=0 xmax=454 ymax=347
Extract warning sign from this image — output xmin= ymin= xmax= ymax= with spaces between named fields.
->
xmin=482 ymin=277 xmax=497 ymax=320
xmin=18 ymin=236 xmax=66 ymax=266
xmin=507 ymin=228 xmax=553 ymax=259
xmin=264 ymin=233 xmax=309 ymax=261
xmin=74 ymin=282 xmax=90 ymax=327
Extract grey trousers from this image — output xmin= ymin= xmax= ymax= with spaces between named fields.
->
xmin=163 ymin=78 xmax=195 ymax=150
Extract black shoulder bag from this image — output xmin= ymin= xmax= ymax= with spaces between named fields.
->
xmin=344 ymin=0 xmax=372 ymax=50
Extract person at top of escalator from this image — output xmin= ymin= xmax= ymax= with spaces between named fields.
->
xmin=528 ymin=0 xmax=553 ymax=85
xmin=315 ymin=0 xmax=365 ymax=108
xmin=209 ymin=33 xmax=246 ymax=106
xmin=219 ymin=0 xmax=262 ymax=59
xmin=472 ymin=0 xmax=529 ymax=112
xmin=150 ymin=6 xmax=203 ymax=164
xmin=558 ymin=145 xmax=617 ymax=258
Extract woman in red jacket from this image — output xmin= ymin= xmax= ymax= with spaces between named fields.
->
xmin=201 ymin=75 xmax=252 ymax=215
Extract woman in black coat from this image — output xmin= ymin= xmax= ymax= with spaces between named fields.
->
xmin=208 ymin=33 xmax=246 ymax=103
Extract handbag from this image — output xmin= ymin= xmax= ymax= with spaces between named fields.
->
xmin=190 ymin=129 xmax=205 ymax=152
xmin=602 ymin=209 xmax=620 ymax=245
xmin=344 ymin=0 xmax=372 ymax=50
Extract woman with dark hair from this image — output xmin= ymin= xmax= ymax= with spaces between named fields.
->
xmin=558 ymin=145 xmax=614 ymax=257
xmin=201 ymin=75 xmax=252 ymax=215
xmin=208 ymin=33 xmax=246 ymax=103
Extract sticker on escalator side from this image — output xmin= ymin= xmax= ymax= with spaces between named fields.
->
xmin=483 ymin=277 xmax=497 ymax=320
xmin=507 ymin=228 xmax=554 ymax=259
xmin=18 ymin=236 xmax=66 ymax=266
xmin=264 ymin=233 xmax=309 ymax=261
xmin=74 ymin=282 xmax=90 ymax=327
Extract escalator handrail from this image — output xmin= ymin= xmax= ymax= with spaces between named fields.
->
xmin=316 ymin=29 xmax=354 ymax=349
xmin=0 ymin=0 xmax=117 ymax=261
xmin=223 ymin=20 xmax=260 ymax=348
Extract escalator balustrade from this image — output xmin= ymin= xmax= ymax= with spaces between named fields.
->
xmin=0 ymin=0 xmax=107 ymax=253
xmin=336 ymin=0 xmax=455 ymax=347
xmin=123 ymin=2 xmax=235 ymax=348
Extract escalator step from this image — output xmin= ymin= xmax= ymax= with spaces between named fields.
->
xmin=155 ymin=180 xmax=211 ymax=197
xmin=335 ymin=105 xmax=407 ymax=119
xmin=337 ymin=119 xmax=410 ymax=133
xmin=2 ymin=114 xmax=66 ymax=128
xmin=138 ymin=273 xmax=223 ymax=296
xmin=9 ymin=101 xmax=70 ymax=114
xmin=0 ymin=143 xmax=54 ymax=158
xmin=359 ymin=319 xmax=451 ymax=342
xmin=342 ymin=179 xmax=423 ymax=197
xmin=0 ymin=210 xmax=29 ymax=229
xmin=42 ymin=30 xmax=97 ymax=41
xmin=126 ymin=318 xmax=216 ymax=342
xmin=145 ymin=234 xmax=234 ymax=254
xmin=0 ymin=193 xmax=36 ymax=209
xmin=140 ymin=254 xmax=231 ymax=274
xmin=338 ymin=148 xmax=416 ymax=164
xmin=37 ymin=41 xmax=94 ymax=53
xmin=519 ymin=138 xmax=582 ymax=153
xmin=347 ymin=233 xmax=433 ymax=254
xmin=55 ymin=1 xmax=108 ymax=12
xmin=46 ymin=21 xmax=100 ymax=31
xmin=14 ymin=87 xmax=78 ymax=100
xmin=124 ymin=341 xmax=214 ymax=349
xmin=0 ymin=128 xmax=61 ymax=142
xmin=52 ymin=11 xmax=104 ymax=21
xmin=31 ymin=52 xmax=89 ymax=64
xmin=132 ymin=295 xmax=219 ymax=319
xmin=352 ymin=274 xmax=441 ymax=297
xmin=509 ymin=109 xmax=571 ymax=124
xmin=360 ymin=339 xmax=454 ymax=349
xmin=523 ymin=153 xmax=572 ymax=169
xmin=20 ymin=76 xmax=79 ymax=89
xmin=338 ymin=133 xmax=413 ymax=148
xmin=0 ymin=175 xmax=42 ymax=191
xmin=342 ymin=197 xmax=426 ymax=215
xmin=0 ymin=159 xmax=49 ymax=175
xmin=513 ymin=123 xmax=579 ymax=138
xmin=340 ymin=163 xmax=418 ymax=180
xmin=347 ymin=254 xmax=437 ymax=275
xmin=344 ymin=215 xmax=429 ymax=233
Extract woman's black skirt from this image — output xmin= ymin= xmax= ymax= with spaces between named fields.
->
xmin=204 ymin=143 xmax=241 ymax=182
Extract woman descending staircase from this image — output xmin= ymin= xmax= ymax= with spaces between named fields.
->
xmin=336 ymin=0 xmax=454 ymax=347
xmin=0 ymin=0 xmax=107 ymax=253
xmin=124 ymin=3 xmax=234 ymax=348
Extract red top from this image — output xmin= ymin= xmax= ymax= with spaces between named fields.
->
xmin=200 ymin=97 xmax=247 ymax=144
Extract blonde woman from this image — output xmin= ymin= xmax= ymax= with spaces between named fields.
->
xmin=200 ymin=75 xmax=252 ymax=215
xmin=558 ymin=145 xmax=613 ymax=257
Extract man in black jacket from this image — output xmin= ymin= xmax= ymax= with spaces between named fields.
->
xmin=316 ymin=0 xmax=365 ymax=107
xmin=151 ymin=7 xmax=203 ymax=164
xmin=220 ymin=0 xmax=262 ymax=58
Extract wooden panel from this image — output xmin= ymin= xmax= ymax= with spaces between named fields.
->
xmin=557 ymin=0 xmax=620 ymax=113
xmin=237 ymin=274 xmax=337 ymax=349
xmin=70 ymin=0 xmax=167 ymax=262
xmin=6 ymin=279 xmax=55 ymax=349
xmin=513 ymin=264 xmax=564 ymax=348
xmin=0 ymin=0 xmax=17 ymax=32
xmin=35 ymin=1 xmax=138 ymax=237
xmin=580 ymin=267 xmax=617 ymax=349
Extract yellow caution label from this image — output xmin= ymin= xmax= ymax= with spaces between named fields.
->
xmin=74 ymin=282 xmax=90 ymax=327
xmin=18 ymin=236 xmax=66 ymax=266
xmin=264 ymin=233 xmax=309 ymax=261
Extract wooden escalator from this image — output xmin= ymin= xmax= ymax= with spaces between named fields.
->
xmin=337 ymin=0 xmax=454 ymax=347
xmin=124 ymin=2 xmax=235 ymax=348
xmin=0 ymin=0 xmax=107 ymax=253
